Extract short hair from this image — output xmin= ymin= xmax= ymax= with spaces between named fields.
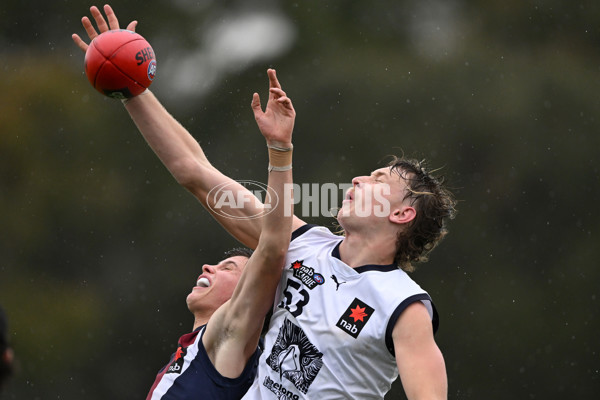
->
xmin=223 ymin=247 xmax=254 ymax=260
xmin=388 ymin=156 xmax=457 ymax=272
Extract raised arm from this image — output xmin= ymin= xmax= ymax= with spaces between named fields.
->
xmin=123 ymin=90 xmax=270 ymax=247
xmin=202 ymin=70 xmax=296 ymax=377
xmin=72 ymin=5 xmax=305 ymax=249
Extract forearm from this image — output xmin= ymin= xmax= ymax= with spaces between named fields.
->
xmin=257 ymin=165 xmax=293 ymax=261
xmin=203 ymin=69 xmax=296 ymax=373
xmin=227 ymin=148 xmax=293 ymax=324
xmin=123 ymin=91 xmax=264 ymax=247
xmin=124 ymin=90 xmax=213 ymax=185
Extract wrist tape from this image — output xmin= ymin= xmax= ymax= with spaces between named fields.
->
xmin=267 ymin=144 xmax=293 ymax=172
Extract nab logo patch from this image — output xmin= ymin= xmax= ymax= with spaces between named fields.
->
xmin=166 ymin=345 xmax=186 ymax=374
xmin=336 ymin=298 xmax=374 ymax=338
xmin=290 ymin=260 xmax=325 ymax=289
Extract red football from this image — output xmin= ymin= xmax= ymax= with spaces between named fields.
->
xmin=84 ymin=29 xmax=157 ymax=99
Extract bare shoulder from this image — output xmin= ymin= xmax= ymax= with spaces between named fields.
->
xmin=393 ymin=302 xmax=448 ymax=399
xmin=392 ymin=301 xmax=435 ymax=343
xmin=200 ymin=300 xmax=258 ymax=379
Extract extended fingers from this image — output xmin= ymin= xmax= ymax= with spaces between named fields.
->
xmin=104 ymin=4 xmax=120 ymax=30
xmin=126 ymin=20 xmax=138 ymax=32
xmin=75 ymin=5 xmax=129 ymax=53
xmin=71 ymin=33 xmax=89 ymax=52
xmin=81 ymin=16 xmax=99 ymax=41
xmin=267 ymin=68 xmax=282 ymax=90
xmin=251 ymin=93 xmax=263 ymax=117
xmin=90 ymin=6 xmax=109 ymax=33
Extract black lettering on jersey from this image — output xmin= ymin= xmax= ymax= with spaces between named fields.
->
xmin=263 ymin=376 xmax=301 ymax=400
xmin=336 ymin=298 xmax=375 ymax=339
xmin=279 ymin=278 xmax=309 ymax=317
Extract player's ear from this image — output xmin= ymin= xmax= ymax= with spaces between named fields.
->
xmin=389 ymin=206 xmax=415 ymax=225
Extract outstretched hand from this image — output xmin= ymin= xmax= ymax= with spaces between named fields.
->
xmin=251 ymin=69 xmax=296 ymax=146
xmin=72 ymin=5 xmax=137 ymax=53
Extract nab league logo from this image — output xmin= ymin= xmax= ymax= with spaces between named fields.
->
xmin=290 ymin=260 xmax=325 ymax=289
xmin=166 ymin=345 xmax=186 ymax=374
xmin=336 ymin=298 xmax=375 ymax=339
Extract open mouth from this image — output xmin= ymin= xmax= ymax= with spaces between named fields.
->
xmin=196 ymin=277 xmax=210 ymax=288
xmin=344 ymin=189 xmax=354 ymax=202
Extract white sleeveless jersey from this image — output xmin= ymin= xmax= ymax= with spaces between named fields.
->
xmin=242 ymin=225 xmax=438 ymax=400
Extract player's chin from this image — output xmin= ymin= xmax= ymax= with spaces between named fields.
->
xmin=187 ymin=288 xmax=205 ymax=299
xmin=337 ymin=203 xmax=352 ymax=219
xmin=186 ymin=292 xmax=203 ymax=309
xmin=189 ymin=286 xmax=209 ymax=297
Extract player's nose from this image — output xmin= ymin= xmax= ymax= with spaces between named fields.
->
xmin=202 ymin=264 xmax=215 ymax=274
xmin=352 ymin=176 xmax=367 ymax=186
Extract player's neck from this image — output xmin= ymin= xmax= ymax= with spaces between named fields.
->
xmin=339 ymin=231 xmax=396 ymax=268
xmin=192 ymin=312 xmax=211 ymax=331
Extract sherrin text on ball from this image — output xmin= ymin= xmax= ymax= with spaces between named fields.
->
xmin=84 ymin=29 xmax=156 ymax=99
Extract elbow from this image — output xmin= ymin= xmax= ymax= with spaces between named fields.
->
xmin=170 ymin=158 xmax=206 ymax=190
xmin=256 ymin=240 xmax=289 ymax=267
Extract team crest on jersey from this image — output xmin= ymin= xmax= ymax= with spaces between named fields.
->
xmin=290 ymin=260 xmax=325 ymax=289
xmin=166 ymin=345 xmax=186 ymax=374
xmin=266 ymin=318 xmax=323 ymax=394
xmin=336 ymin=298 xmax=375 ymax=339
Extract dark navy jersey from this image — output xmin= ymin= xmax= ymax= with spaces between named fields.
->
xmin=147 ymin=325 xmax=260 ymax=399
